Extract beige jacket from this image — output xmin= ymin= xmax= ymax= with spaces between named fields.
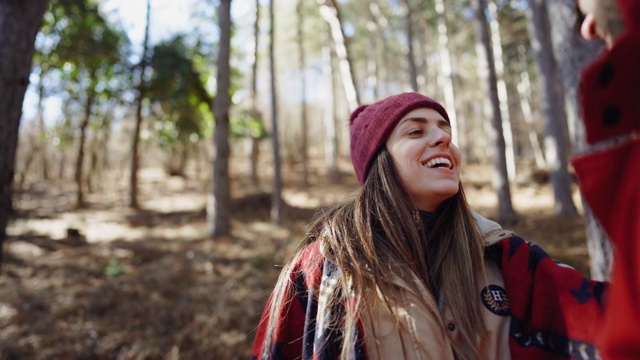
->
xmin=355 ymin=211 xmax=514 ymax=360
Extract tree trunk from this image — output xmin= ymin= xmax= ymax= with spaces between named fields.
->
xmin=323 ymin=25 xmax=339 ymax=182
xmin=317 ymin=0 xmax=360 ymax=111
xmin=401 ymin=0 xmax=418 ymax=92
xmin=488 ymin=0 xmax=517 ymax=183
xmin=248 ymin=0 xmax=262 ymax=187
xmin=36 ymin=74 xmax=49 ymax=181
xmin=547 ymin=0 xmax=612 ymax=280
xmin=268 ymin=0 xmax=283 ymax=225
xmin=209 ymin=0 xmax=232 ymax=237
xmin=472 ymin=0 xmax=518 ymax=225
xmin=525 ymin=0 xmax=578 ymax=217
xmin=297 ymin=0 xmax=309 ymax=187
xmin=365 ymin=10 xmax=380 ymax=100
xmin=516 ymin=45 xmax=547 ymax=169
xmin=0 ymin=0 xmax=48 ymax=269
xmin=74 ymin=90 xmax=95 ymax=208
xmin=129 ymin=0 xmax=151 ymax=209
xmin=434 ymin=0 xmax=460 ymax=146
xmin=547 ymin=0 xmax=604 ymax=151
xmin=368 ymin=3 xmax=390 ymax=97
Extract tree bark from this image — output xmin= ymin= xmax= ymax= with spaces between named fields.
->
xmin=317 ymin=0 xmax=360 ymax=111
xmin=516 ymin=45 xmax=547 ymax=169
xmin=365 ymin=10 xmax=380 ymax=100
xmin=472 ymin=0 xmax=518 ymax=225
xmin=488 ymin=0 xmax=517 ymax=183
xmin=129 ymin=0 xmax=151 ymax=209
xmin=269 ymin=0 xmax=283 ymax=225
xmin=401 ymin=0 xmax=418 ymax=92
xmin=208 ymin=0 xmax=233 ymax=237
xmin=434 ymin=0 xmax=460 ymax=146
xmin=525 ymin=0 xmax=578 ymax=217
xmin=368 ymin=3 xmax=390 ymax=97
xmin=547 ymin=0 xmax=612 ymax=280
xmin=248 ymin=0 xmax=262 ymax=187
xmin=297 ymin=0 xmax=309 ymax=187
xmin=0 ymin=0 xmax=49 ymax=268
xmin=74 ymin=88 xmax=95 ymax=208
xmin=323 ymin=25 xmax=339 ymax=182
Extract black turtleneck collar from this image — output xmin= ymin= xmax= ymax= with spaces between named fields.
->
xmin=418 ymin=209 xmax=438 ymax=229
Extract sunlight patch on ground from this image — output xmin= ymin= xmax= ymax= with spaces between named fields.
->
xmin=283 ymin=190 xmax=321 ymax=208
xmin=8 ymin=213 xmax=208 ymax=243
xmin=144 ymin=194 xmax=205 ymax=212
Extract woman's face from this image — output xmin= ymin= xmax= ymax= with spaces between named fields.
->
xmin=386 ymin=107 xmax=461 ymax=212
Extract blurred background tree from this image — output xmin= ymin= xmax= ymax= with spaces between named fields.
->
xmin=4 ymin=0 xmax=610 ymax=282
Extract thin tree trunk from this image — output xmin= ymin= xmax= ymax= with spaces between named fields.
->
xmin=269 ymin=0 xmax=283 ymax=225
xmin=0 ymin=0 xmax=49 ymax=270
xmin=317 ymin=0 xmax=360 ymax=111
xmin=297 ymin=0 xmax=309 ymax=187
xmin=434 ymin=0 xmax=460 ymax=146
xmin=547 ymin=0 xmax=612 ymax=280
xmin=474 ymin=28 xmax=493 ymax=164
xmin=516 ymin=45 xmax=547 ymax=169
xmin=74 ymin=90 xmax=95 ymax=208
xmin=369 ymin=3 xmax=391 ymax=97
xmin=488 ymin=0 xmax=517 ymax=183
xmin=402 ymin=0 xmax=418 ymax=92
xmin=249 ymin=0 xmax=262 ymax=187
xmin=547 ymin=0 xmax=604 ymax=151
xmin=36 ymin=75 xmax=49 ymax=180
xmin=525 ymin=0 xmax=578 ymax=217
xmin=323 ymin=25 xmax=339 ymax=182
xmin=365 ymin=14 xmax=379 ymax=100
xmin=472 ymin=0 xmax=518 ymax=225
xmin=129 ymin=0 xmax=151 ymax=209
xmin=209 ymin=0 xmax=233 ymax=237
xmin=365 ymin=22 xmax=379 ymax=99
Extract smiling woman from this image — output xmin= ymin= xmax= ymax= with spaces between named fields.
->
xmin=251 ymin=92 xmax=607 ymax=360
xmin=386 ymin=108 xmax=461 ymax=212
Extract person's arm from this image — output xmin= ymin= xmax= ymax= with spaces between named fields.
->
xmin=488 ymin=236 xmax=606 ymax=359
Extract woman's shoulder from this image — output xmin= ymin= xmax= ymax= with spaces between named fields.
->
xmin=288 ymin=240 xmax=327 ymax=288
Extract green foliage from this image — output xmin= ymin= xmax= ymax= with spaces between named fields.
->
xmin=103 ymin=258 xmax=129 ymax=278
xmin=147 ymin=36 xmax=211 ymax=149
xmin=231 ymin=110 xmax=267 ymax=140
xmin=35 ymin=0 xmax=132 ymax=132
xmin=50 ymin=117 xmax=75 ymax=150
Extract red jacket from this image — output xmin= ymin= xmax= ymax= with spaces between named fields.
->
xmin=572 ymin=1 xmax=640 ymax=358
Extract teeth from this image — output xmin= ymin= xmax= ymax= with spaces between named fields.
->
xmin=425 ymin=157 xmax=452 ymax=169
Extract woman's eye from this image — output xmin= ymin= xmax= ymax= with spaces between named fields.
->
xmin=408 ymin=129 xmax=424 ymax=136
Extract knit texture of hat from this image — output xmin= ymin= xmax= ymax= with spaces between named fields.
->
xmin=349 ymin=92 xmax=450 ymax=185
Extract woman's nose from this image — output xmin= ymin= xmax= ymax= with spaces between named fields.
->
xmin=429 ymin=127 xmax=451 ymax=147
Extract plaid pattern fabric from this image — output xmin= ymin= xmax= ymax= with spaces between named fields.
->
xmin=252 ymin=237 xmax=606 ymax=359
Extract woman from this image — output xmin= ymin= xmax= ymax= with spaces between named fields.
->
xmin=252 ymin=92 xmax=605 ymax=359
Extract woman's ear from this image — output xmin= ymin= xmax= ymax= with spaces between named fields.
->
xmin=580 ymin=13 xmax=601 ymax=40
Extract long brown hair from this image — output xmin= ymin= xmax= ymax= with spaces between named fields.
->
xmin=261 ymin=148 xmax=487 ymax=359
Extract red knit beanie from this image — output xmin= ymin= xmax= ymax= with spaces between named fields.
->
xmin=349 ymin=92 xmax=450 ymax=185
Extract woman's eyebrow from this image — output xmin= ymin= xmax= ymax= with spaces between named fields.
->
xmin=399 ymin=116 xmax=447 ymax=126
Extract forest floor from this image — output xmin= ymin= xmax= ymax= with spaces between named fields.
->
xmin=0 ymin=158 xmax=591 ymax=359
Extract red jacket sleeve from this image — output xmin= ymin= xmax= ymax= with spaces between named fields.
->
xmin=251 ymin=243 xmax=324 ymax=359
